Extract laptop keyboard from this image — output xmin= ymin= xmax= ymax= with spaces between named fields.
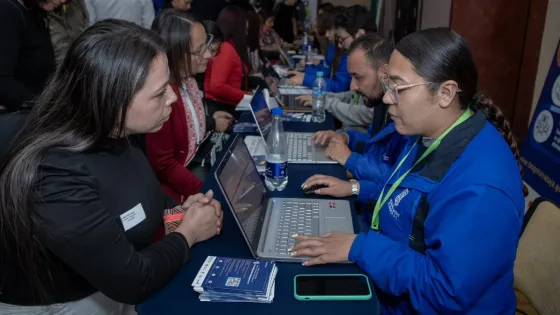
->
xmin=287 ymin=133 xmax=313 ymax=162
xmin=275 ymin=200 xmax=320 ymax=255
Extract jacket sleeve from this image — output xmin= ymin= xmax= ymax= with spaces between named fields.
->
xmin=302 ymin=53 xmax=351 ymax=93
xmin=0 ymin=3 xmax=34 ymax=111
xmin=32 ymin=153 xmax=190 ymax=305
xmin=348 ymin=185 xmax=522 ymax=313
xmin=346 ymin=130 xmax=370 ymax=152
xmin=325 ymin=94 xmax=373 ymax=130
xmin=345 ymin=149 xmax=391 ymax=180
xmin=145 ymin=110 xmax=203 ymax=200
xmin=208 ymin=44 xmax=245 ymax=104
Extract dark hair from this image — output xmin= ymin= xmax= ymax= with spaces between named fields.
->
xmin=0 ymin=19 xmax=167 ymax=303
xmin=334 ymin=5 xmax=377 ymax=35
xmin=318 ymin=2 xmax=334 ymax=13
xmin=259 ymin=6 xmax=274 ymax=22
xmin=348 ymin=33 xmax=393 ymax=68
xmin=152 ymin=9 xmax=200 ymax=84
xmin=247 ymin=11 xmax=262 ymax=51
xmin=203 ymin=20 xmax=224 ymax=43
xmin=217 ymin=6 xmax=251 ymax=71
xmin=396 ymin=27 xmax=527 ymax=195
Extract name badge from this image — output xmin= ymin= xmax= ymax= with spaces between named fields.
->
xmin=120 ymin=203 xmax=146 ymax=231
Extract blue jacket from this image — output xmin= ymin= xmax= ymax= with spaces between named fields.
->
xmin=302 ymin=45 xmax=350 ymax=93
xmin=348 ymin=111 xmax=525 ymax=314
xmin=344 ymin=123 xmax=407 ymax=205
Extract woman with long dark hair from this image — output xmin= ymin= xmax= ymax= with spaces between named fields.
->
xmin=0 ymin=0 xmax=62 ymax=112
xmin=0 ymin=20 xmax=223 ymax=313
xmin=147 ymin=10 xmax=233 ymax=204
xmin=295 ymin=28 xmax=525 ymax=314
xmin=204 ymin=5 xmax=251 ymax=115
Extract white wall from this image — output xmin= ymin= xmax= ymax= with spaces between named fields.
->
xmin=530 ymin=0 xmax=560 ymax=122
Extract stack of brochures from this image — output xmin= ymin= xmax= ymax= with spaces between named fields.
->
xmin=192 ymin=256 xmax=278 ymax=303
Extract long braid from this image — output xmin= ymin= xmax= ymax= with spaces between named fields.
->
xmin=474 ymin=94 xmax=528 ymax=196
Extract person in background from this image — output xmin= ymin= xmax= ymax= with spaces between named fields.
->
xmin=273 ymin=0 xmax=297 ymax=44
xmin=48 ymin=0 xmax=89 ymax=67
xmin=147 ymin=10 xmax=233 ymax=203
xmin=0 ymin=0 xmax=59 ymax=112
xmin=162 ymin=0 xmax=191 ymax=11
xmin=286 ymin=5 xmax=374 ymax=91
xmin=85 ymin=0 xmax=155 ymax=28
xmin=259 ymin=8 xmax=284 ymax=54
xmin=204 ymin=6 xmax=251 ymax=116
xmin=0 ymin=19 xmax=222 ymax=313
xmin=295 ymin=28 xmax=526 ymax=314
xmin=334 ymin=5 xmax=377 ymax=50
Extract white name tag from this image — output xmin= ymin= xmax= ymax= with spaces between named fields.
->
xmin=120 ymin=203 xmax=146 ymax=231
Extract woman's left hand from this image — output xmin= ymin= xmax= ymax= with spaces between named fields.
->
xmin=290 ymin=233 xmax=357 ymax=266
xmin=287 ymin=71 xmax=305 ymax=86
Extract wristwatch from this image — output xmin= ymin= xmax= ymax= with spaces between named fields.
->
xmin=350 ymin=179 xmax=359 ymax=196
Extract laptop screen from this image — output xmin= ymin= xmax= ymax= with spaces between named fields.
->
xmin=216 ymin=135 xmax=268 ymax=251
xmin=279 ymin=47 xmax=295 ymax=69
xmin=249 ymin=88 xmax=273 ymax=139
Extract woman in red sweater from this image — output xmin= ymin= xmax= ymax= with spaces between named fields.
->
xmin=147 ymin=10 xmax=234 ymax=203
xmin=204 ymin=6 xmax=251 ymax=116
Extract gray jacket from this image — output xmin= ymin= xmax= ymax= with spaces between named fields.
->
xmin=324 ymin=91 xmax=373 ymax=133
xmin=48 ymin=0 xmax=89 ymax=67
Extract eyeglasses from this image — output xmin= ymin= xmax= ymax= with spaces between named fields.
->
xmin=379 ymin=75 xmax=432 ymax=104
xmin=335 ymin=33 xmax=352 ymax=44
xmin=191 ymin=34 xmax=214 ymax=57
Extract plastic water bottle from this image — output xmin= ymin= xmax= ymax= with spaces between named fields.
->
xmin=265 ymin=108 xmax=288 ymax=191
xmin=305 ymin=43 xmax=313 ymax=66
xmin=312 ymin=72 xmax=326 ymax=123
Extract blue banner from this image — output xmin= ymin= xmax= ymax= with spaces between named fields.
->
xmin=520 ymin=40 xmax=560 ymax=205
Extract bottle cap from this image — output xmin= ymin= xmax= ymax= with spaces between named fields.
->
xmin=272 ymin=107 xmax=283 ymax=116
xmin=317 ymin=71 xmax=324 ymax=77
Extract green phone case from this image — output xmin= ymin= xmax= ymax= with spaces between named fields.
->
xmin=293 ymin=274 xmax=373 ymax=301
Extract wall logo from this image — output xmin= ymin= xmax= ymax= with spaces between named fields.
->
xmin=552 ymin=75 xmax=560 ymax=107
xmin=533 ymin=110 xmax=554 ymax=143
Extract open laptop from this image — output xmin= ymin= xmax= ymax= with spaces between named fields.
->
xmin=215 ymin=134 xmax=354 ymax=262
xmin=262 ymin=69 xmax=311 ymax=112
xmin=248 ymin=87 xmax=336 ymax=164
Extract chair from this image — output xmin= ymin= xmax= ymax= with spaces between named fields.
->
xmin=514 ymin=198 xmax=560 ymax=315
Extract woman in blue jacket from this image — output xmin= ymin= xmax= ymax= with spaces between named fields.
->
xmin=294 ymin=27 xmax=526 ymax=314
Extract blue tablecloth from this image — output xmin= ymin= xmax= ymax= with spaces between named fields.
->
xmin=137 ymin=113 xmax=380 ymax=315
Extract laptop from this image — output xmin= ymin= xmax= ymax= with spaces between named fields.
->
xmin=215 ymin=134 xmax=354 ymax=262
xmin=262 ymin=64 xmax=312 ymax=112
xmin=248 ymin=87 xmax=336 ymax=164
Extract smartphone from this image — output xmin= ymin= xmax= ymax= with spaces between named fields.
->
xmin=294 ymin=274 xmax=372 ymax=301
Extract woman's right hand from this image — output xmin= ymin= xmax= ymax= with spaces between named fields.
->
xmin=311 ymin=130 xmax=348 ymax=146
xmin=213 ymin=111 xmax=233 ymax=133
xmin=301 ymin=175 xmax=353 ymax=198
xmin=175 ymin=190 xmax=223 ymax=246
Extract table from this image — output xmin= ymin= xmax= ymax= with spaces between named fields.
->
xmin=137 ymin=114 xmax=380 ymax=315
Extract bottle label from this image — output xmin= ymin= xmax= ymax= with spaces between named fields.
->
xmin=265 ymin=161 xmax=288 ymax=180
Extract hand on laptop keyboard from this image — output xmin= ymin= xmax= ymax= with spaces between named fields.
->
xmin=295 ymin=95 xmax=312 ymax=106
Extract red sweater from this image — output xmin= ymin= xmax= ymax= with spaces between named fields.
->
xmin=146 ymin=84 xmax=203 ymax=203
xmin=204 ymin=40 xmax=248 ymax=106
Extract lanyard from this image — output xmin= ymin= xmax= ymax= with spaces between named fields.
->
xmin=353 ymin=93 xmax=359 ymax=105
xmin=371 ymin=109 xmax=472 ymax=230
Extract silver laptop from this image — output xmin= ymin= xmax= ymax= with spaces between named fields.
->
xmin=215 ymin=134 xmax=354 ymax=262
xmin=248 ymin=87 xmax=336 ymax=164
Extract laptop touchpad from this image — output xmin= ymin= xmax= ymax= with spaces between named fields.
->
xmin=325 ymin=217 xmax=352 ymax=233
